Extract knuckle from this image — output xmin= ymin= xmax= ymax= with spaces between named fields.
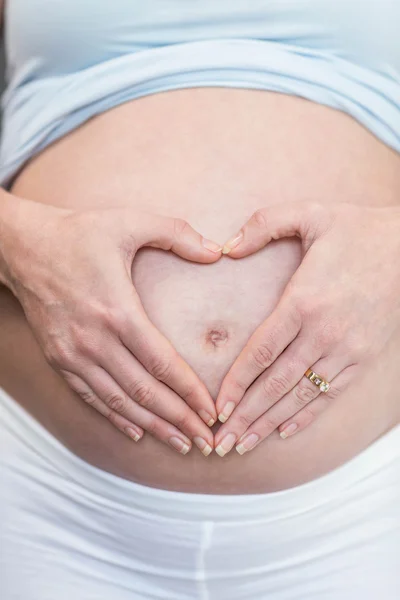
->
xmin=315 ymin=321 xmax=340 ymax=349
xmin=228 ymin=377 xmax=247 ymax=396
xmin=251 ymin=343 xmax=275 ymax=370
xmin=89 ymin=301 xmax=110 ymax=322
xmin=264 ymin=373 xmax=291 ymax=398
xmin=173 ymin=218 xmax=190 ymax=238
xmin=306 ymin=200 xmax=324 ymax=219
xmin=79 ymin=389 xmax=97 ymax=406
xmin=103 ymin=307 xmax=128 ymax=332
xmin=73 ymin=335 xmax=98 ymax=360
xmin=43 ymin=346 xmax=59 ymax=368
xmin=292 ymin=294 xmax=308 ymax=319
xmin=43 ymin=339 xmax=74 ymax=368
xmin=61 ymin=371 xmax=98 ymax=406
xmin=345 ymin=337 xmax=368 ymax=362
xmin=293 ymin=382 xmax=317 ymax=408
xmin=252 ymin=209 xmax=267 ymax=229
xmin=82 ymin=301 xmax=128 ymax=335
xmin=107 ymin=411 xmax=123 ymax=427
xmin=105 ymin=393 xmax=127 ymax=413
xmin=238 ymin=413 xmax=255 ymax=428
xmin=148 ymin=357 xmax=173 ymax=383
xmin=69 ymin=321 xmax=102 ymax=358
xmin=119 ymin=233 xmax=138 ymax=264
xmin=283 ymin=280 xmax=302 ymax=308
xmin=80 ymin=299 xmax=109 ymax=324
xmin=325 ymin=384 xmax=341 ymax=401
xmin=295 ymin=296 xmax=321 ymax=320
xmin=128 ymin=381 xmax=157 ymax=409
xmin=263 ymin=416 xmax=278 ymax=432
xmin=102 ymin=407 xmax=114 ymax=420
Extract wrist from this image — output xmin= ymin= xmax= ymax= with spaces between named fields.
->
xmin=0 ymin=190 xmax=68 ymax=295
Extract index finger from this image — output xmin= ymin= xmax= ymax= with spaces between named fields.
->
xmin=119 ymin=301 xmax=217 ymax=426
xmin=216 ymin=296 xmax=300 ymax=421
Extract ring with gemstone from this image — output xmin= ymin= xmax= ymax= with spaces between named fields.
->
xmin=304 ymin=368 xmax=330 ymax=392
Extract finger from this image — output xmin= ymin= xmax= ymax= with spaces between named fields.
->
xmin=236 ymin=365 xmax=356 ymax=455
xmin=98 ymin=341 xmax=214 ymax=449
xmin=61 ymin=370 xmax=144 ymax=442
xmin=216 ymin=294 xmax=301 ymax=422
xmin=233 ymin=356 xmax=344 ymax=451
xmin=278 ymin=364 xmax=357 ymax=440
xmin=81 ymin=365 xmax=210 ymax=456
xmin=132 ymin=212 xmax=223 ymax=263
xmin=119 ymin=304 xmax=217 ymax=427
xmin=221 ymin=201 xmax=329 ymax=258
xmin=214 ymin=337 xmax=321 ymax=456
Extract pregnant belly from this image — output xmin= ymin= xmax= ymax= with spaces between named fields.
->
xmin=1 ymin=88 xmax=400 ymax=493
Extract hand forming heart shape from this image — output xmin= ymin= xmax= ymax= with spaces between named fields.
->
xmin=214 ymin=200 xmax=400 ymax=456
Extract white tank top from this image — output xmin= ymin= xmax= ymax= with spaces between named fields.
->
xmin=1 ymin=0 xmax=400 ymax=187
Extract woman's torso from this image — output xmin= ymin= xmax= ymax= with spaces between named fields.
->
xmin=1 ymin=87 xmax=400 ymax=493
xmin=2 ymin=0 xmax=400 ymax=184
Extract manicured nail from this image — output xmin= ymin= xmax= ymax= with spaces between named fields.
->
xmin=125 ymin=427 xmax=142 ymax=442
xmin=169 ymin=436 xmax=191 ymax=454
xmin=280 ymin=423 xmax=298 ymax=439
xmin=215 ymin=432 xmax=237 ymax=457
xmin=218 ymin=401 xmax=235 ymax=423
xmin=202 ymin=238 xmax=223 ymax=253
xmin=222 ymin=231 xmax=243 ymax=254
xmin=236 ymin=433 xmax=260 ymax=455
xmin=198 ymin=409 xmax=216 ymax=427
xmin=193 ymin=436 xmax=213 ymax=457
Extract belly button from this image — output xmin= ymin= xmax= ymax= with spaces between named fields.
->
xmin=205 ymin=326 xmax=229 ymax=348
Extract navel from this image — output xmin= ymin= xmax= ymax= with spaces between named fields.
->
xmin=205 ymin=326 xmax=229 ymax=348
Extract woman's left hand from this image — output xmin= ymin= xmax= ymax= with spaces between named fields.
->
xmin=214 ymin=201 xmax=400 ymax=457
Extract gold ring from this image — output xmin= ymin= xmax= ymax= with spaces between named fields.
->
xmin=305 ymin=368 xmax=330 ymax=393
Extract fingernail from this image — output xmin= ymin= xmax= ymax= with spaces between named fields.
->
xmin=169 ymin=436 xmax=191 ymax=454
xmin=218 ymin=401 xmax=236 ymax=423
xmin=280 ymin=423 xmax=298 ymax=439
xmin=202 ymin=238 xmax=222 ymax=253
xmin=215 ymin=432 xmax=237 ymax=457
xmin=198 ymin=409 xmax=216 ymax=427
xmin=193 ymin=436 xmax=213 ymax=457
xmin=236 ymin=433 xmax=260 ymax=455
xmin=222 ymin=231 xmax=243 ymax=254
xmin=125 ymin=427 xmax=142 ymax=442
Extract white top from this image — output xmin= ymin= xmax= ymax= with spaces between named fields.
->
xmin=1 ymin=0 xmax=400 ymax=187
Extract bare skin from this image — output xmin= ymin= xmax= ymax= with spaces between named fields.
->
xmin=214 ymin=200 xmax=400 ymax=455
xmin=1 ymin=88 xmax=400 ymax=493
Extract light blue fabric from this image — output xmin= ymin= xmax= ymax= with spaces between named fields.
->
xmin=1 ymin=0 xmax=400 ymax=187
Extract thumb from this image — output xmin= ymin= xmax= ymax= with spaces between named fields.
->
xmin=129 ymin=212 xmax=222 ymax=263
xmin=221 ymin=201 xmax=328 ymax=258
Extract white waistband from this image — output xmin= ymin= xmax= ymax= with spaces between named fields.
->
xmin=1 ymin=386 xmax=399 ymax=523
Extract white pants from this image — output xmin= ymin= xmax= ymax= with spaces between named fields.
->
xmin=1 ymin=386 xmax=399 ymax=600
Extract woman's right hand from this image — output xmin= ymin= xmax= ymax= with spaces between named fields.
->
xmin=1 ymin=195 xmax=221 ymax=456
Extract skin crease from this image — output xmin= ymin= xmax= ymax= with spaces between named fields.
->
xmin=1 ymin=88 xmax=400 ymax=493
